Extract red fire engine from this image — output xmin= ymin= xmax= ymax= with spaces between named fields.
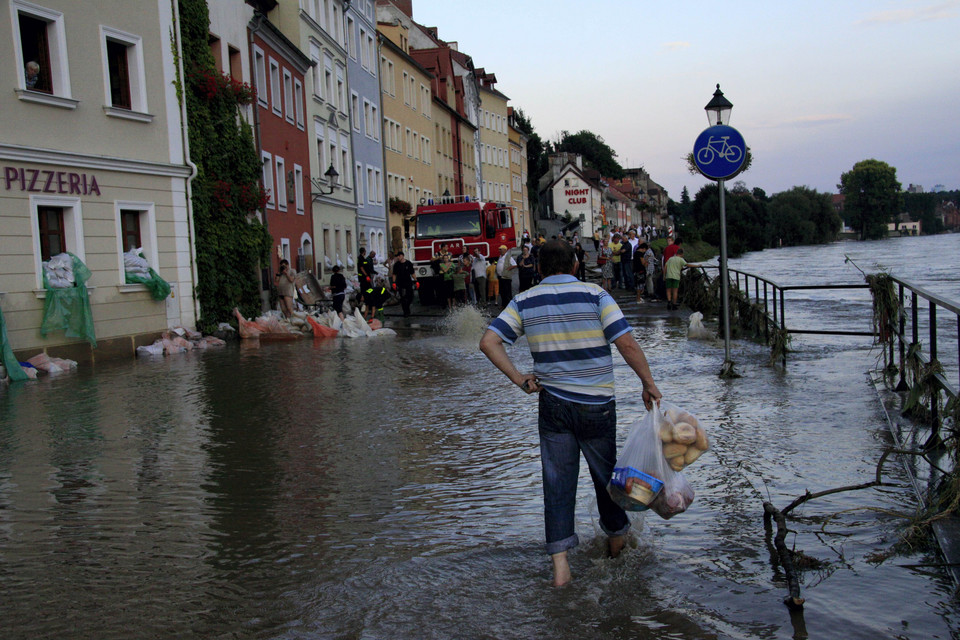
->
xmin=409 ymin=195 xmax=517 ymax=304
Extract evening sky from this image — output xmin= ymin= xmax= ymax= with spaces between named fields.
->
xmin=410 ymin=0 xmax=960 ymax=199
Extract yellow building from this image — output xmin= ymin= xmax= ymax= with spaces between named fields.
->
xmin=476 ymin=71 xmax=510 ymax=210
xmin=377 ymin=21 xmax=436 ymax=254
xmin=508 ymin=110 xmax=531 ymax=238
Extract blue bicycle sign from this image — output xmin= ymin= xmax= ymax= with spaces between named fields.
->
xmin=693 ymin=125 xmax=747 ymax=180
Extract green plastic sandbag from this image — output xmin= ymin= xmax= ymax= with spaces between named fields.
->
xmin=0 ymin=304 xmax=28 ymax=382
xmin=126 ymin=268 xmax=171 ymax=301
xmin=40 ymin=253 xmax=97 ymax=347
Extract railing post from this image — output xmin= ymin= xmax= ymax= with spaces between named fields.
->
xmin=780 ymin=287 xmax=787 ymax=367
xmin=930 ymin=301 xmax=938 ymax=429
xmin=763 ymin=281 xmax=769 ymax=345
xmin=912 ymin=292 xmax=919 ymax=346
xmin=896 ymin=283 xmax=908 ymax=391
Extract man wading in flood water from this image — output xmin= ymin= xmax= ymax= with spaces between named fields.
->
xmin=479 ymin=240 xmax=662 ymax=586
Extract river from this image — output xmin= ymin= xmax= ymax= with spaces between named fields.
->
xmin=1 ymin=234 xmax=958 ymax=639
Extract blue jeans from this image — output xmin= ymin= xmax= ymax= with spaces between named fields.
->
xmin=621 ymin=261 xmax=634 ymax=289
xmin=538 ymin=392 xmax=630 ymax=555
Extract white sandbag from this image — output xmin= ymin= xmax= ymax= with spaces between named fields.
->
xmin=346 ymin=253 xmax=355 ymax=268
xmin=372 ymin=328 xmax=397 ymax=337
xmin=687 ymin=312 xmax=715 ymax=340
xmin=136 ymin=341 xmax=165 ymax=356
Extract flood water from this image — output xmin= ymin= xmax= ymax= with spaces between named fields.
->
xmin=2 ymin=235 xmax=959 ymax=639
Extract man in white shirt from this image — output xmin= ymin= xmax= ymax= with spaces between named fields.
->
xmin=496 ymin=244 xmax=517 ymax=308
xmin=471 ymin=247 xmax=488 ymax=304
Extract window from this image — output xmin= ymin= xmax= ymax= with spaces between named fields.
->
xmin=323 ymin=54 xmax=334 ymax=104
xmin=310 ymin=42 xmax=321 ymax=99
xmin=422 ymin=137 xmax=431 ymax=165
xmin=269 ymin=58 xmax=281 ymax=115
xmin=374 ymin=168 xmax=382 ymax=203
xmin=366 ymin=167 xmax=375 ymax=204
xmin=120 ymin=210 xmax=141 ymax=251
xmin=38 ymin=206 xmax=65 ymax=260
xmin=413 ymin=132 xmax=419 ymax=160
xmin=294 ymin=164 xmax=304 ymax=214
xmin=347 ymin=17 xmax=357 ymax=59
xmin=115 ymin=202 xmax=158 ymax=281
xmin=381 ymin=57 xmax=395 ymax=95
xmin=351 ymin=92 xmax=360 ymax=131
xmin=294 ymin=79 xmax=304 ymax=127
xmin=254 ymin=46 xmax=267 ymax=106
xmin=420 ymin=83 xmax=429 ymax=115
xmin=336 ymin=64 xmax=345 ymax=112
xmin=261 ymin=152 xmax=274 ymax=208
xmin=367 ymin=34 xmax=376 ymax=78
xmin=228 ymin=45 xmax=241 ymax=79
xmin=315 ymin=120 xmax=325 ymax=176
xmin=14 ymin=2 xmax=73 ymax=105
xmin=402 ymin=71 xmax=410 ymax=105
xmin=340 ymin=133 xmax=351 ymax=189
xmin=105 ymin=39 xmax=131 ymax=109
xmin=275 ymin=155 xmax=287 ymax=211
xmin=283 ymin=69 xmax=294 ymax=122
xmin=327 ymin=125 xmax=338 ymax=179
xmin=405 ymin=128 xmax=412 ymax=157
xmin=408 ymin=75 xmax=416 ymax=110
xmin=357 ymin=25 xmax=366 ymax=67
xmin=355 ymin=162 xmax=364 ymax=203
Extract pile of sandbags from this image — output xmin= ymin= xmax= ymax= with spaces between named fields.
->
xmin=136 ymin=326 xmax=226 ymax=356
xmin=123 ymin=248 xmax=150 ymax=278
xmin=23 ymin=352 xmax=78 ymax=376
xmin=42 ymin=253 xmax=76 ymax=289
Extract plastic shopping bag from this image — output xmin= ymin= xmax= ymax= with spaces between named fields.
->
xmin=607 ymin=404 xmax=668 ymax=512
xmin=687 ymin=312 xmax=715 ymax=340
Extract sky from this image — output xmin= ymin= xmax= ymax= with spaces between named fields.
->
xmin=408 ymin=0 xmax=960 ymax=200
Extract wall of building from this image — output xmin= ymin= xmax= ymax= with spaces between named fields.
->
xmin=0 ymin=0 xmax=196 ymax=362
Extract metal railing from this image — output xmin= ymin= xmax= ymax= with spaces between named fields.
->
xmin=699 ymin=266 xmax=959 ymax=432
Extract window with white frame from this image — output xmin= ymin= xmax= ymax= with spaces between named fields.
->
xmin=31 ymin=195 xmax=85 ymax=287
xmin=402 ymin=71 xmax=410 ymax=105
xmin=13 ymin=2 xmax=73 ymax=106
xmin=381 ymin=57 xmax=395 ymax=95
xmin=261 ymin=151 xmax=274 ymax=208
xmin=422 ymin=137 xmax=431 ymax=165
xmin=347 ymin=16 xmax=357 ymax=59
xmin=274 ymin=155 xmax=286 ymax=211
xmin=310 ymin=42 xmax=321 ymax=98
xmin=327 ymin=125 xmax=338 ymax=178
xmin=323 ymin=54 xmax=333 ymax=104
xmin=420 ymin=83 xmax=429 ymax=115
xmin=412 ymin=132 xmax=419 ymax=160
xmin=340 ymin=133 xmax=351 ymax=189
xmin=283 ymin=68 xmax=294 ymax=122
xmin=351 ymin=91 xmax=360 ymax=131
xmin=269 ymin=58 xmax=281 ymax=115
xmin=294 ymin=79 xmax=304 ymax=127
xmin=408 ymin=75 xmax=416 ymax=110
xmin=366 ymin=33 xmax=376 ymax=77
xmin=366 ymin=167 xmax=375 ymax=205
xmin=374 ymin=168 xmax=383 ymax=203
xmin=358 ymin=25 xmax=367 ymax=68
xmin=294 ymin=164 xmax=304 ymax=214
xmin=355 ymin=162 xmax=364 ymax=204
xmin=254 ymin=46 xmax=268 ymax=106
xmin=115 ymin=202 xmax=158 ymax=282
xmin=314 ymin=120 xmax=325 ymax=176
xmin=336 ymin=64 xmax=346 ymax=113
xmin=332 ymin=3 xmax=343 ymax=46
xmin=100 ymin=26 xmax=147 ymax=118
xmin=405 ymin=128 xmax=412 ymax=157
xmin=371 ymin=104 xmax=379 ymax=140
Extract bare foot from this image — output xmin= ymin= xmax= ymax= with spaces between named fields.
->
xmin=551 ymin=551 xmax=572 ymax=587
xmin=608 ymin=535 xmax=625 ymax=558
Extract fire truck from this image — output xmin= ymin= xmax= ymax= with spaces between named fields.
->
xmin=409 ymin=195 xmax=517 ymax=304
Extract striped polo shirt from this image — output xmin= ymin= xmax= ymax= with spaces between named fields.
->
xmin=487 ymin=274 xmax=632 ymax=404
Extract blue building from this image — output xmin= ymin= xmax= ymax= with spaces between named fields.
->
xmin=345 ymin=0 xmax=387 ymax=258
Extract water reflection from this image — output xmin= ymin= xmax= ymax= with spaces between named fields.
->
xmin=0 ymin=237 xmax=958 ymax=638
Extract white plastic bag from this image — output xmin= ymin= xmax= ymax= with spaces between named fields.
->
xmin=346 ymin=253 xmax=355 ymax=268
xmin=687 ymin=312 xmax=715 ymax=340
xmin=607 ymin=403 xmax=668 ymax=511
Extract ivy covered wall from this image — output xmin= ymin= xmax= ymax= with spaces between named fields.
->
xmin=178 ymin=0 xmax=271 ymax=333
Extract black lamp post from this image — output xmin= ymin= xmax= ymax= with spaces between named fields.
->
xmin=706 ymin=85 xmax=734 ymax=375
xmin=704 ymin=84 xmax=733 ymax=127
xmin=312 ymin=164 xmax=339 ymax=199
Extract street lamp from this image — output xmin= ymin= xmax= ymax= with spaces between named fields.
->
xmin=311 ymin=164 xmax=339 ymax=200
xmin=704 ymin=85 xmax=735 ymax=376
xmin=704 ymin=84 xmax=733 ymax=126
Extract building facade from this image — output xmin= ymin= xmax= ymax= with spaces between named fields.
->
xmin=250 ymin=16 xmax=314 ymax=277
xmin=377 ymin=19 xmax=435 ymax=254
xmin=345 ymin=0 xmax=387 ymax=258
xmin=508 ymin=108 xmax=530 ymax=237
xmin=1 ymin=0 xmax=196 ymax=361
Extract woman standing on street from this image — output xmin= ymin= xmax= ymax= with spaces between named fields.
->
xmin=574 ymin=242 xmax=586 ymax=281
xmin=517 ymin=245 xmax=536 ymax=292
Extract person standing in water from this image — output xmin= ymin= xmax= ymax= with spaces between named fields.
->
xmin=480 ymin=240 xmax=661 ymax=587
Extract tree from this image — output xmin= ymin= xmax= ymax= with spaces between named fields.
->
xmin=556 ymin=130 xmax=624 ymax=178
xmin=838 ymin=159 xmax=902 ymax=240
xmin=511 ymin=108 xmax=547 ymax=211
xmin=179 ymin=0 xmax=272 ymax=332
xmin=690 ymin=184 xmax=767 ymax=257
xmin=767 ymin=187 xmax=841 ymax=246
